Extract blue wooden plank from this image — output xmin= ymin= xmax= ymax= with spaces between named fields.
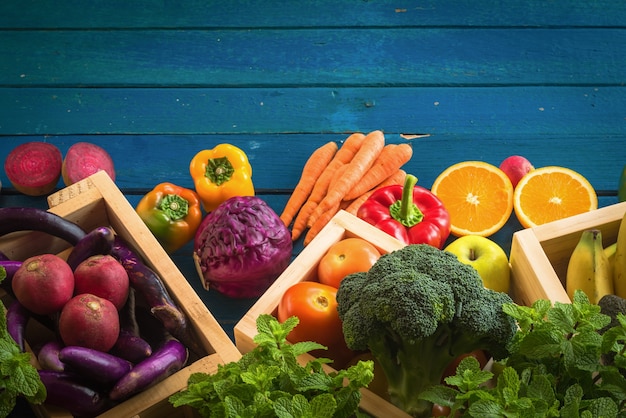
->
xmin=0 ymin=134 xmax=623 ymax=196
xmin=1 ymin=87 xmax=625 ymax=137
xmin=1 ymin=28 xmax=624 ymax=86
xmin=1 ymin=0 xmax=624 ymax=28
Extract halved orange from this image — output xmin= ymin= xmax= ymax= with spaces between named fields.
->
xmin=513 ymin=166 xmax=597 ymax=229
xmin=431 ymin=161 xmax=514 ymax=237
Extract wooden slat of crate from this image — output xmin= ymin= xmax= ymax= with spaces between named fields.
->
xmin=510 ymin=201 xmax=626 ymax=306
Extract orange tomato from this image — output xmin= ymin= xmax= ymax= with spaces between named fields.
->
xmin=277 ymin=281 xmax=353 ymax=367
xmin=317 ymin=238 xmax=381 ymax=289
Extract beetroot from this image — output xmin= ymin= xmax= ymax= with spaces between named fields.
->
xmin=62 ymin=142 xmax=116 ymax=186
xmin=59 ymin=293 xmax=120 ymax=352
xmin=73 ymin=254 xmax=130 ymax=310
xmin=11 ymin=254 xmax=74 ymax=315
xmin=4 ymin=142 xmax=62 ymax=196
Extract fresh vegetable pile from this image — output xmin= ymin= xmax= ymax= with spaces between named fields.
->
xmin=169 ymin=314 xmax=374 ymax=418
xmin=0 ymin=207 xmax=197 ymax=417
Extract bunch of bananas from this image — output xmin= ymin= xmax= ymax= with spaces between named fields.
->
xmin=566 ymin=209 xmax=626 ymax=303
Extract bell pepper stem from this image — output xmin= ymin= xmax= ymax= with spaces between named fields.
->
xmin=389 ymin=174 xmax=424 ymax=227
xmin=158 ymin=194 xmax=189 ymax=221
xmin=205 ymin=156 xmax=234 ymax=186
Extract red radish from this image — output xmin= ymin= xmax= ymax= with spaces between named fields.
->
xmin=73 ymin=254 xmax=130 ymax=310
xmin=499 ymin=155 xmax=534 ymax=188
xmin=4 ymin=142 xmax=62 ymax=196
xmin=12 ymin=254 xmax=74 ymax=315
xmin=59 ymin=293 xmax=120 ymax=352
xmin=62 ymin=142 xmax=116 ymax=186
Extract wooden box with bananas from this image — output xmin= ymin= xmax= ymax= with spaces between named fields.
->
xmin=510 ymin=201 xmax=626 ymax=306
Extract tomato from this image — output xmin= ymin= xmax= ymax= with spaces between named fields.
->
xmin=431 ymin=404 xmax=451 ymax=417
xmin=277 ymin=281 xmax=344 ymax=348
xmin=277 ymin=281 xmax=353 ymax=367
xmin=441 ymin=349 xmax=489 ymax=383
xmin=317 ymin=237 xmax=381 ymax=289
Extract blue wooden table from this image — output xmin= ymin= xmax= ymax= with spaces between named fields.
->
xmin=1 ymin=1 xmax=625 ymax=415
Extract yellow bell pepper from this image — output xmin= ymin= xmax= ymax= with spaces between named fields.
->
xmin=189 ymin=144 xmax=254 ymax=212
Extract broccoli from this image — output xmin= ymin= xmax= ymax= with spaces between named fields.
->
xmin=597 ymin=293 xmax=626 ymax=369
xmin=336 ymin=244 xmax=517 ymax=417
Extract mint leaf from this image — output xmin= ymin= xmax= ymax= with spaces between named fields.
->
xmin=170 ymin=314 xmax=373 ymax=418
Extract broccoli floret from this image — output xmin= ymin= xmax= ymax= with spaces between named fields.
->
xmin=598 ymin=293 xmax=626 ymax=369
xmin=336 ymin=244 xmax=517 ymax=417
xmin=598 ymin=293 xmax=626 ymax=333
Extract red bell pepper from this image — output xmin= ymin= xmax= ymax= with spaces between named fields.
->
xmin=357 ymin=174 xmax=451 ymax=248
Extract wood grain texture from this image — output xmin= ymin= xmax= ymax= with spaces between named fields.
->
xmin=1 ymin=28 xmax=624 ymax=86
xmin=1 ymin=0 xmax=624 ymax=28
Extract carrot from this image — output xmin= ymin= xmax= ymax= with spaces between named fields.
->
xmin=344 ymin=169 xmax=407 ymax=215
xmin=279 ymin=141 xmax=338 ymax=227
xmin=303 ymin=200 xmax=342 ymax=246
xmin=309 ymin=130 xmax=385 ymax=225
xmin=324 ymin=164 xmax=349 ymax=203
xmin=342 ymin=143 xmax=413 ymax=201
xmin=290 ymin=133 xmax=366 ymax=241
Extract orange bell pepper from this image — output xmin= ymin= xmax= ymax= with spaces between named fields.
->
xmin=136 ymin=182 xmax=203 ymax=254
xmin=189 ymin=144 xmax=255 ymax=212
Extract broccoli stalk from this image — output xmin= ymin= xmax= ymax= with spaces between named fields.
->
xmin=336 ymin=244 xmax=517 ymax=418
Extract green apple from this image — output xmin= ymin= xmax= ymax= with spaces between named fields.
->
xmin=444 ymin=235 xmax=511 ymax=293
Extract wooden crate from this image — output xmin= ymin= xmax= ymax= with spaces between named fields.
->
xmin=510 ymin=201 xmax=626 ymax=306
xmin=0 ymin=171 xmax=241 ymax=418
xmin=233 ymin=210 xmax=412 ymax=418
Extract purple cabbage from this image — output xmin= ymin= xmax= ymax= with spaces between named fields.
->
xmin=193 ymin=196 xmax=292 ymax=298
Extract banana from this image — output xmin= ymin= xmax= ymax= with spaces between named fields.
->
xmin=605 ymin=242 xmax=617 ymax=278
xmin=613 ymin=210 xmax=626 ymax=298
xmin=566 ymin=229 xmax=613 ymax=304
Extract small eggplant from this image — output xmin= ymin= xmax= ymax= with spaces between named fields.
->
xmin=110 ymin=330 xmax=152 ymax=364
xmin=59 ymin=346 xmax=133 ymax=386
xmin=66 ymin=226 xmax=116 ymax=270
xmin=37 ymin=340 xmax=66 ymax=372
xmin=0 ymin=207 xmax=86 ymax=244
xmin=0 ymin=260 xmax=23 ymax=292
xmin=109 ymin=338 xmax=188 ymax=401
xmin=38 ymin=369 xmax=114 ymax=417
xmin=110 ymin=289 xmax=152 ymax=363
xmin=111 ymin=238 xmax=202 ymax=356
xmin=6 ymin=299 xmax=29 ymax=351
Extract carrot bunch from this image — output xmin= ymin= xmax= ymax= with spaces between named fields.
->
xmin=280 ymin=130 xmax=412 ymax=245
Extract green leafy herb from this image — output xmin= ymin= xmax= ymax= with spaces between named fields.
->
xmin=420 ymin=290 xmax=626 ymax=417
xmin=0 ymin=267 xmax=46 ymax=418
xmin=169 ymin=314 xmax=374 ymax=418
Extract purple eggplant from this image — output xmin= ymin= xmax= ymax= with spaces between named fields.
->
xmin=0 ymin=260 xmax=22 ymax=293
xmin=38 ymin=369 xmax=115 ymax=417
xmin=0 ymin=207 xmax=86 ymax=244
xmin=111 ymin=238 xmax=202 ymax=356
xmin=59 ymin=346 xmax=133 ymax=386
xmin=109 ymin=338 xmax=188 ymax=401
xmin=110 ymin=329 xmax=152 ymax=364
xmin=66 ymin=226 xmax=116 ymax=270
xmin=37 ymin=339 xmax=66 ymax=372
xmin=6 ymin=299 xmax=29 ymax=351
xmin=109 ymin=289 xmax=152 ymax=362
